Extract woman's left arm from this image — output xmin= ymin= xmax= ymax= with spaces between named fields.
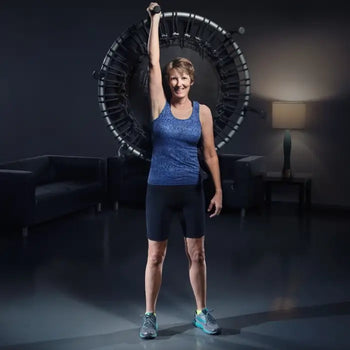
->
xmin=200 ymin=104 xmax=222 ymax=217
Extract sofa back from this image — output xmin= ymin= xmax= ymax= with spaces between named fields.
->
xmin=51 ymin=156 xmax=99 ymax=182
xmin=0 ymin=155 xmax=101 ymax=185
xmin=218 ymin=153 xmax=247 ymax=179
xmin=121 ymin=156 xmax=150 ymax=179
xmin=0 ymin=156 xmax=53 ymax=185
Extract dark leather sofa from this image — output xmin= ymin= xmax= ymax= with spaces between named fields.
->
xmin=204 ymin=153 xmax=266 ymax=216
xmin=107 ymin=156 xmax=150 ymax=210
xmin=107 ymin=153 xmax=265 ymax=215
xmin=0 ymin=155 xmax=106 ymax=236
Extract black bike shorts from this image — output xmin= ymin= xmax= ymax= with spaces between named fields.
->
xmin=146 ymin=183 xmax=206 ymax=241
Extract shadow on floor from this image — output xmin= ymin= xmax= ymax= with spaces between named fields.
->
xmin=1 ymin=301 xmax=349 ymax=350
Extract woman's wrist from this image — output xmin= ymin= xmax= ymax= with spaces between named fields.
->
xmin=215 ymin=188 xmax=222 ymax=194
xmin=151 ymin=14 xmax=161 ymax=22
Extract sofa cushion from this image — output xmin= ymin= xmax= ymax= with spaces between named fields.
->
xmin=35 ymin=180 xmax=101 ymax=202
xmin=34 ymin=180 xmax=102 ymax=224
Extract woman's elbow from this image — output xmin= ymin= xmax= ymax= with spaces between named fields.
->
xmin=204 ymin=151 xmax=218 ymax=162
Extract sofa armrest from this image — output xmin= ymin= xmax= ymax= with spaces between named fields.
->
xmin=234 ymin=155 xmax=266 ymax=179
xmin=49 ymin=155 xmax=105 ymax=185
xmin=0 ymin=170 xmax=35 ymax=226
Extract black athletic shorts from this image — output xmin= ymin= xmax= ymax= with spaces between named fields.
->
xmin=146 ymin=183 xmax=206 ymax=241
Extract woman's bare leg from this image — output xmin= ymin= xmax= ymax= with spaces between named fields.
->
xmin=184 ymin=236 xmax=206 ymax=310
xmin=145 ymin=239 xmax=168 ymax=313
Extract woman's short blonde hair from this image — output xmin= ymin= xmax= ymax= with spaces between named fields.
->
xmin=165 ymin=57 xmax=195 ymax=83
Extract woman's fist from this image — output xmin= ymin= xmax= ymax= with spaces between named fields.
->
xmin=146 ymin=2 xmax=161 ymax=19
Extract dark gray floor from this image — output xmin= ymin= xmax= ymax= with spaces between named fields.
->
xmin=1 ymin=203 xmax=350 ymax=350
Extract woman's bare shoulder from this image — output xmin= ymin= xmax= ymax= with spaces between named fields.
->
xmin=198 ymin=103 xmax=212 ymax=123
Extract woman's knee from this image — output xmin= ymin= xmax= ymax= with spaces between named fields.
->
xmin=147 ymin=245 xmax=167 ymax=265
xmin=147 ymin=252 xmax=165 ymax=266
xmin=188 ymin=249 xmax=206 ymax=264
xmin=147 ymin=240 xmax=167 ymax=266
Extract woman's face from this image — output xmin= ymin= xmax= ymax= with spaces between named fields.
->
xmin=167 ymin=68 xmax=193 ymax=98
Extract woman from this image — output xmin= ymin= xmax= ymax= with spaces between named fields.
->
xmin=140 ymin=2 xmax=223 ymax=339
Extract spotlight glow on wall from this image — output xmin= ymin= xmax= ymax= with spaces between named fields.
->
xmin=248 ymin=28 xmax=350 ymax=101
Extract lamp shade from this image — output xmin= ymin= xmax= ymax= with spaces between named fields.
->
xmin=272 ymin=102 xmax=306 ymax=129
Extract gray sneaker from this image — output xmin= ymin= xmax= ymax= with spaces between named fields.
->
xmin=139 ymin=313 xmax=158 ymax=339
xmin=193 ymin=308 xmax=221 ymax=335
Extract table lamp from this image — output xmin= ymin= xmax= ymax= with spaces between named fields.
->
xmin=272 ymin=102 xmax=306 ymax=178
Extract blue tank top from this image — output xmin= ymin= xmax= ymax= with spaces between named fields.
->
xmin=147 ymin=100 xmax=202 ymax=185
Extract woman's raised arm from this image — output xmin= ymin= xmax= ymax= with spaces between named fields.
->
xmin=146 ymin=2 xmax=166 ymax=120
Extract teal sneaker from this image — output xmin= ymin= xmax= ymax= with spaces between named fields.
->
xmin=193 ymin=308 xmax=221 ymax=335
xmin=139 ymin=313 xmax=158 ymax=339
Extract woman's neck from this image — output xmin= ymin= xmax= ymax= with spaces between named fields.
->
xmin=170 ymin=96 xmax=192 ymax=109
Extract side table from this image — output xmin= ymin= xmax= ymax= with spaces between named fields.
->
xmin=264 ymin=172 xmax=312 ymax=210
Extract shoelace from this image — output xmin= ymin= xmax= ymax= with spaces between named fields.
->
xmin=202 ymin=309 xmax=216 ymax=324
xmin=142 ymin=314 xmax=156 ymax=328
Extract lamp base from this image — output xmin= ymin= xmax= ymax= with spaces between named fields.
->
xmin=282 ymin=129 xmax=292 ymax=179
xmin=282 ymin=168 xmax=293 ymax=179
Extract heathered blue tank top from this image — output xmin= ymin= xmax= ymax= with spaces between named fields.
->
xmin=147 ymin=100 xmax=202 ymax=185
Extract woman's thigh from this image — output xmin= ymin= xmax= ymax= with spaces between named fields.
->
xmin=181 ymin=185 xmax=206 ymax=239
xmin=146 ymin=185 xmax=176 ymax=241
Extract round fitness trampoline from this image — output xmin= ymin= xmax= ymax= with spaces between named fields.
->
xmin=95 ymin=11 xmax=251 ymax=161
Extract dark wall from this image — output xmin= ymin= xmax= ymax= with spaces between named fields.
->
xmin=1 ymin=1 xmax=350 ymax=207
